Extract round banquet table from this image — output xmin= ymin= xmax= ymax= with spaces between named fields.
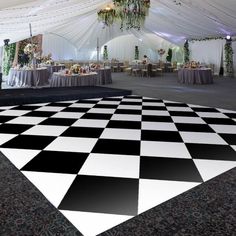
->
xmin=43 ymin=65 xmax=66 ymax=74
xmin=50 ymin=72 xmax=98 ymax=87
xmin=178 ymin=68 xmax=213 ymax=84
xmin=7 ymin=68 xmax=50 ymax=87
xmin=96 ymin=68 xmax=112 ymax=85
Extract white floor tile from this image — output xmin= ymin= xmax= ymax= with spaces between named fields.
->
xmin=142 ymin=122 xmax=177 ymax=131
xmin=60 ymin=210 xmax=132 ymax=236
xmin=35 ymin=106 xmax=65 ymax=112
xmin=23 ymin=125 xmax=68 ymax=136
xmin=21 ymin=171 xmax=76 ymax=208
xmin=210 ymin=125 xmax=236 ymax=134
xmin=172 ymin=116 xmax=206 ymax=124
xmin=166 ymin=107 xmax=193 ymax=112
xmin=193 ymin=159 xmax=236 ymax=182
xmin=72 ymin=119 xmax=109 ymax=128
xmin=231 ymin=145 xmax=236 ymax=151
xmin=217 ymin=108 xmax=236 ymax=113
xmin=0 ymin=110 xmax=30 ymax=116
xmin=118 ymin=105 xmax=142 ymax=110
xmin=70 ymin=103 xmax=95 ymax=108
xmin=97 ymin=101 xmax=121 ymax=105
xmin=196 ymin=112 xmax=228 ymax=118
xmin=79 ymin=153 xmax=140 ymax=179
xmin=111 ymin=114 xmax=142 ymax=122
xmin=6 ymin=116 xmax=47 ymax=125
xmin=24 ymin=103 xmax=50 ymax=106
xmin=141 ymin=141 xmax=192 ymax=159
xmin=45 ymin=137 xmax=98 ymax=153
xmin=88 ymin=108 xmax=116 ymax=114
xmin=142 ymin=110 xmax=170 ymax=116
xmin=100 ymin=128 xmax=141 ymax=140
xmin=51 ymin=112 xmax=84 ymax=119
xmin=0 ymin=106 xmax=17 ymax=110
xmin=180 ymin=132 xmax=227 ymax=145
xmin=0 ymin=148 xmax=40 ymax=169
xmin=138 ymin=179 xmax=200 ymax=214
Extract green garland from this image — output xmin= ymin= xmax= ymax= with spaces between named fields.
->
xmin=103 ymin=45 xmax=108 ymax=60
xmin=224 ymin=41 xmax=234 ymax=77
xmin=184 ymin=40 xmax=190 ymax=63
xmin=189 ymin=36 xmax=224 ymax=42
xmin=3 ymin=43 xmax=16 ymax=75
xmin=135 ymin=46 xmax=139 ymax=60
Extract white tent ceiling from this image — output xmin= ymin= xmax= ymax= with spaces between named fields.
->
xmin=0 ymin=0 xmax=236 ymax=47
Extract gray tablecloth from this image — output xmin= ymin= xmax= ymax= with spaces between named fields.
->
xmin=50 ymin=72 xmax=98 ymax=87
xmin=8 ymin=68 xmax=50 ymax=87
xmin=96 ymin=68 xmax=112 ymax=85
xmin=44 ymin=65 xmax=66 ymax=74
xmin=178 ymin=68 xmax=213 ymax=84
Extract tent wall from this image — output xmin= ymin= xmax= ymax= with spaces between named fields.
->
xmin=101 ymin=34 xmax=184 ymax=63
xmin=42 ymin=33 xmax=77 ymax=61
xmin=189 ymin=39 xmax=225 ymax=75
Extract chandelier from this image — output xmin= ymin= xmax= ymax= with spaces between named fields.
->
xmin=97 ymin=0 xmax=151 ymax=30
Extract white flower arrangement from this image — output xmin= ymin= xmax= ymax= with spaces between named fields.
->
xmin=24 ymin=43 xmax=37 ymax=55
xmin=45 ymin=59 xmax=54 ymax=65
xmin=70 ymin=64 xmax=81 ymax=74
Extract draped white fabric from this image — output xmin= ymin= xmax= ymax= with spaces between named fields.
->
xmin=42 ymin=33 xmax=78 ymax=60
xmin=101 ymin=34 xmax=184 ymax=63
xmin=0 ymin=0 xmax=236 ymax=48
xmin=189 ymin=40 xmax=225 ymax=75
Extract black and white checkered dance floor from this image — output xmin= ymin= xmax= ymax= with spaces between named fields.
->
xmin=0 ymin=95 xmax=236 ymax=235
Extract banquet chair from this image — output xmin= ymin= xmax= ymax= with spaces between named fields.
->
xmin=132 ymin=65 xmax=141 ymax=76
xmin=141 ymin=64 xmax=148 ymax=77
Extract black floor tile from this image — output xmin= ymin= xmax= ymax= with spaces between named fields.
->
xmin=140 ymin=156 xmax=203 ymax=182
xmin=219 ymin=134 xmax=236 ymax=145
xmin=93 ymin=104 xmax=118 ymax=109
xmin=11 ymin=105 xmax=40 ymax=110
xmin=115 ymin=109 xmax=142 ymax=115
xmin=92 ymin=139 xmax=140 ymax=155
xmin=21 ymin=151 xmax=88 ymax=174
xmin=191 ymin=107 xmax=219 ymax=112
xmin=165 ymin=103 xmax=189 ymax=107
xmin=1 ymin=135 xmax=56 ymax=150
xmin=61 ymin=127 xmax=103 ymax=138
xmin=81 ymin=113 xmax=113 ymax=120
xmin=203 ymin=118 xmax=236 ymax=125
xmin=223 ymin=113 xmax=236 ymax=119
xmin=39 ymin=118 xmax=76 ymax=126
xmin=23 ymin=111 xmax=57 ymax=117
xmin=101 ymin=97 xmax=123 ymax=101
xmin=175 ymin=123 xmax=214 ymax=133
xmin=0 ymin=123 xmax=33 ymax=134
xmin=46 ymin=102 xmax=73 ymax=107
xmin=142 ymin=106 xmax=167 ymax=111
xmin=169 ymin=111 xmax=199 ymax=117
xmin=107 ymin=120 xmax=141 ymax=129
xmin=58 ymin=175 xmax=139 ymax=215
xmin=63 ymin=107 xmax=90 ymax=113
xmin=0 ymin=116 xmax=19 ymax=123
xmin=141 ymin=130 xmax=183 ymax=142
xmin=186 ymin=144 xmax=236 ymax=161
xmin=142 ymin=99 xmax=163 ymax=103
xmin=120 ymin=101 xmax=142 ymax=106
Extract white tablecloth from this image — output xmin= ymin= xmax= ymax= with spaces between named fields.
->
xmin=7 ymin=68 xmax=50 ymax=87
xmin=50 ymin=72 xmax=98 ymax=87
xmin=43 ymin=65 xmax=66 ymax=74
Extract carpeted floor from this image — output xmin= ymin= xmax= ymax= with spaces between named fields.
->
xmin=104 ymin=72 xmax=236 ymax=111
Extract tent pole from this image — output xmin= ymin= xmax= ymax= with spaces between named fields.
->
xmin=97 ymin=37 xmax=99 ymax=63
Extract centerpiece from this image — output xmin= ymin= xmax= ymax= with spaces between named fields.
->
xmin=70 ymin=64 xmax=81 ymax=74
xmin=157 ymin=48 xmax=165 ymax=61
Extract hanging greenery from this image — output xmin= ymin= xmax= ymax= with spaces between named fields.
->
xmin=166 ymin=48 xmax=173 ymax=62
xmin=97 ymin=8 xmax=116 ymax=27
xmin=3 ymin=43 xmax=16 ymax=75
xmin=103 ymin=45 xmax=108 ymax=60
xmin=184 ymin=40 xmax=190 ymax=63
xmin=135 ymin=46 xmax=139 ymax=60
xmin=98 ymin=0 xmax=150 ymax=30
xmin=189 ymin=36 xmax=224 ymax=42
xmin=224 ymin=41 xmax=234 ymax=77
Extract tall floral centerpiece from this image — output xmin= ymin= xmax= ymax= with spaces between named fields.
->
xmin=24 ymin=43 xmax=37 ymax=66
xmin=224 ymin=40 xmax=234 ymax=77
xmin=157 ymin=49 xmax=165 ymax=62
xmin=135 ymin=46 xmax=139 ymax=60
xmin=103 ymin=45 xmax=108 ymax=61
